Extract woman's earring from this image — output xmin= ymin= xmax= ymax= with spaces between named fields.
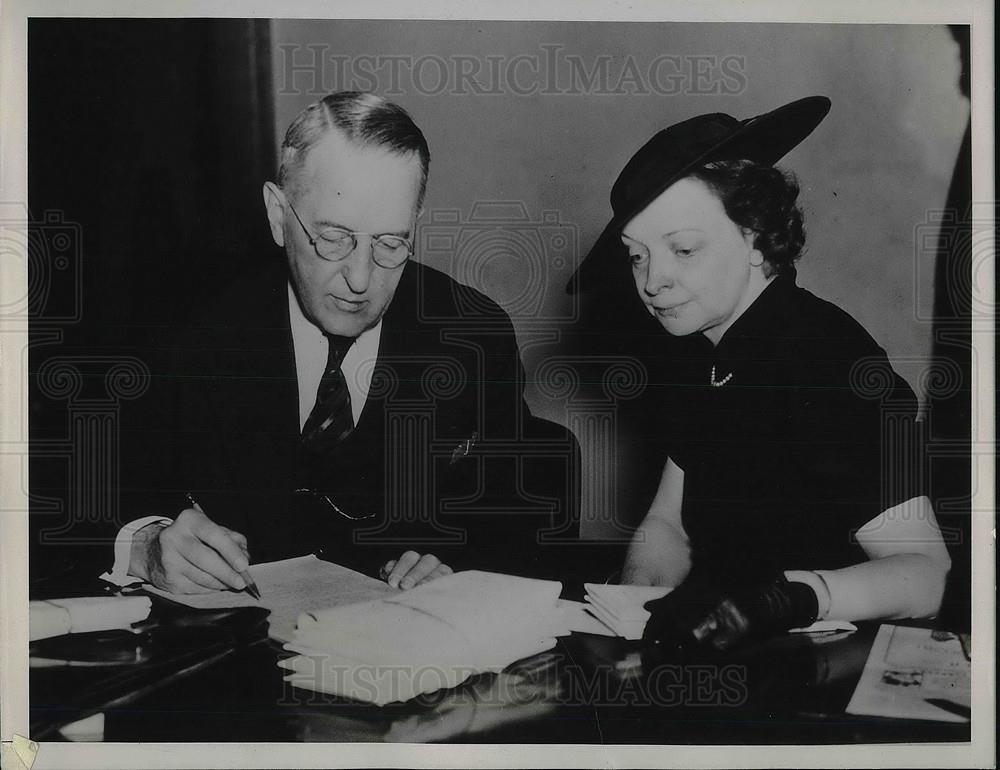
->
xmin=749 ymin=250 xmax=764 ymax=268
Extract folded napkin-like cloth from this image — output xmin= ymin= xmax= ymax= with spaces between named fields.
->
xmin=583 ymin=584 xmax=673 ymax=640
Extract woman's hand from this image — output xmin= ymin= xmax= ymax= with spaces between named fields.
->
xmin=379 ymin=551 xmax=453 ymax=589
xmin=642 ymin=574 xmax=820 ymax=651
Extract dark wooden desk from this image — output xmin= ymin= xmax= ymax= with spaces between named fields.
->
xmin=29 ymin=587 xmax=971 ymax=744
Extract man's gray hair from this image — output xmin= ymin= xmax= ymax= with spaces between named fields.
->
xmin=278 ymin=91 xmax=430 ymax=208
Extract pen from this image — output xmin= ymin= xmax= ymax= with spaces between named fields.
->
xmin=924 ymin=698 xmax=971 ymax=720
xmin=957 ymin=632 xmax=971 ymax=662
xmin=184 ymin=493 xmax=261 ymax=600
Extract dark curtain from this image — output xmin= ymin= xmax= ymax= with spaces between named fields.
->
xmin=28 ymin=19 xmax=277 ymax=583
xmin=931 ymin=26 xmax=972 ymax=632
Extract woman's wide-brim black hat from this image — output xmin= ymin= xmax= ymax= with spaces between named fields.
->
xmin=567 ymin=96 xmax=831 ymax=294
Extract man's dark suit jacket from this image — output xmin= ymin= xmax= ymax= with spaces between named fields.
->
xmin=122 ymin=258 xmax=580 ymax=578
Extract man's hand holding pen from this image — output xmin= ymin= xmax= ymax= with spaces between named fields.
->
xmin=126 ymin=493 xmax=453 ymax=596
xmin=128 ymin=505 xmax=257 ymax=597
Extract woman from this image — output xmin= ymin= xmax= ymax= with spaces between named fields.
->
xmin=575 ymin=97 xmax=951 ymax=651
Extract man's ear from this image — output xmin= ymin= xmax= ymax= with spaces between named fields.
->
xmin=262 ymin=181 xmax=286 ymax=248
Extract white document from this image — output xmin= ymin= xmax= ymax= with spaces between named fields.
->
xmin=846 ymin=624 xmax=971 ymax=723
xmin=556 ymin=599 xmax=618 ymax=637
xmin=144 ymin=555 xmax=392 ymax=642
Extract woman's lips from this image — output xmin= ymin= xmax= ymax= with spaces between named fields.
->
xmin=653 ymin=300 xmax=688 ymax=315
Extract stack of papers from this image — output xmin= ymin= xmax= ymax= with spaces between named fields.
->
xmin=583 ymin=584 xmax=672 ymax=640
xmin=280 ymin=570 xmax=566 ymax=705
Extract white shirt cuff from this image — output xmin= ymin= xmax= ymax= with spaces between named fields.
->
xmin=784 ymin=569 xmax=833 ymax=620
xmin=99 ymin=516 xmax=173 ymax=586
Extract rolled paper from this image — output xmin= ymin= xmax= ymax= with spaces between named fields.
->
xmin=29 ymin=596 xmax=152 ymax=641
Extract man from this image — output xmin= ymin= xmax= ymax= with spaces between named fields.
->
xmin=105 ymin=92 xmax=578 ymax=593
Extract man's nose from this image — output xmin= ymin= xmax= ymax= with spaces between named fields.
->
xmin=341 ymin=238 xmax=374 ymax=294
xmin=644 ymin=251 xmax=674 ymax=296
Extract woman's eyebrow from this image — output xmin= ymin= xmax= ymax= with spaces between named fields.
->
xmin=623 ymin=227 xmax=705 ymax=242
xmin=663 ymin=228 xmax=704 ymax=237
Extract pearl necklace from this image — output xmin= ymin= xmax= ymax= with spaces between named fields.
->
xmin=709 ymin=365 xmax=734 ymax=388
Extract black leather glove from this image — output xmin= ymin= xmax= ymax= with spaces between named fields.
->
xmin=642 ymin=574 xmax=819 ymax=652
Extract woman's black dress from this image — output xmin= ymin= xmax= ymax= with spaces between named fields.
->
xmin=664 ymin=272 xmax=924 ymax=586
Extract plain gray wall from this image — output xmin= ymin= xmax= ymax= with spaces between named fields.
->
xmin=269 ymin=21 xmax=968 ymax=534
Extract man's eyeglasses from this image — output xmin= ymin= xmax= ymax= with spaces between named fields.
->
xmin=287 ymin=201 xmax=413 ymax=269
xmin=294 ymin=488 xmax=376 ymax=521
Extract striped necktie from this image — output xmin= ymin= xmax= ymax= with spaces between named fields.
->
xmin=301 ymin=334 xmax=355 ymax=452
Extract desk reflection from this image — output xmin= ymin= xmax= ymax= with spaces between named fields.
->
xmin=294 ymin=657 xmax=562 ymax=742
xmin=287 ymin=630 xmax=876 ymax=744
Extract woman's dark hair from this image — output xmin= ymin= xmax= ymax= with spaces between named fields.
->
xmin=686 ymin=159 xmax=805 ymax=277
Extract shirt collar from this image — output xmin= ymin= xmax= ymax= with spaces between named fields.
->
xmin=286 ymin=283 xmax=382 ymax=428
xmin=287 ymin=283 xmax=328 ymax=352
